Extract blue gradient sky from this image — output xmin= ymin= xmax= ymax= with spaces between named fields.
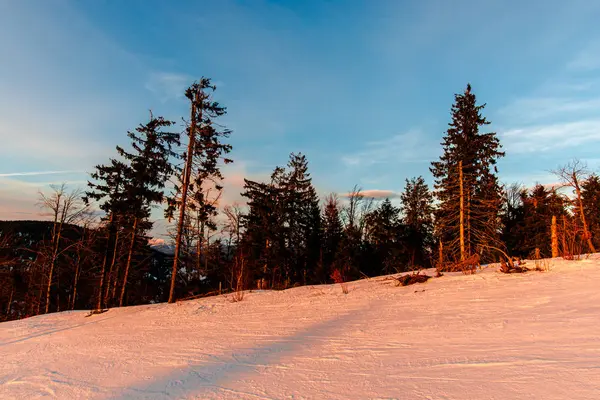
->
xmin=2 ymin=0 xmax=600 ymax=227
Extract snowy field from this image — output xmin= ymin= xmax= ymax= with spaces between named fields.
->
xmin=2 ymin=257 xmax=600 ymax=399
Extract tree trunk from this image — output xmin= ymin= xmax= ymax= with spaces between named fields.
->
xmin=262 ymin=239 xmax=269 ymax=289
xmin=459 ymin=161 xmax=465 ymax=261
xmin=45 ymin=218 xmax=64 ymax=314
xmin=96 ymin=213 xmax=115 ymax=311
xmin=36 ymin=277 xmax=43 ymax=315
xmin=104 ymin=227 xmax=120 ymax=307
xmin=169 ymin=92 xmax=201 ymax=303
xmin=71 ymin=252 xmax=81 ymax=310
xmin=466 ymin=189 xmax=471 ymax=257
xmin=551 ymin=215 xmax=558 ymax=258
xmin=6 ymin=287 xmax=13 ymax=318
xmin=119 ymin=217 xmax=138 ymax=307
xmin=196 ymin=216 xmax=202 ymax=274
xmin=204 ymin=230 xmax=209 ymax=272
xmin=561 ymin=216 xmax=568 ymax=257
xmin=574 ymin=176 xmax=595 ymax=253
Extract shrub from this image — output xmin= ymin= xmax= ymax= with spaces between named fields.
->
xmin=330 ymin=269 xmax=349 ymax=294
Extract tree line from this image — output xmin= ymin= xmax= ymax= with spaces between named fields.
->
xmin=1 ymin=81 xmax=598 ymax=322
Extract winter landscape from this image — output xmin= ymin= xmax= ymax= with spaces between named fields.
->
xmin=2 ymin=256 xmax=600 ymax=399
xmin=3 ymin=1 xmax=600 ymax=399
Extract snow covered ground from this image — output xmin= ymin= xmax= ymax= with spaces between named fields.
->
xmin=2 ymin=257 xmax=600 ymax=399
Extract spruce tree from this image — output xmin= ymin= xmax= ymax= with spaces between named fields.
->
xmin=321 ymin=194 xmax=344 ymax=283
xmin=242 ymin=168 xmax=285 ymax=289
xmin=115 ymin=114 xmax=179 ymax=306
xmin=400 ymin=176 xmax=434 ymax=267
xmin=364 ymin=198 xmax=402 ymax=274
xmin=581 ymin=174 xmax=600 ymax=249
xmin=501 ymin=184 xmax=567 ymax=258
xmin=241 ymin=153 xmax=320 ymax=288
xmin=521 ymin=185 xmax=553 ymax=257
xmin=430 ymin=84 xmax=504 ymax=262
xmin=166 ymin=78 xmax=232 ymax=303
xmin=280 ymin=153 xmax=321 ymax=285
xmin=500 ymin=183 xmax=526 ymax=257
xmin=85 ymin=158 xmax=130 ymax=310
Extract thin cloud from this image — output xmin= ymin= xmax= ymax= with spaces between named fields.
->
xmin=341 ymin=130 xmax=434 ymax=167
xmin=145 ymin=72 xmax=192 ymax=102
xmin=500 ymin=120 xmax=600 ymax=154
xmin=341 ymin=189 xmax=400 ymax=199
xmin=567 ymin=41 xmax=600 ymax=71
xmin=499 ymin=97 xmax=600 ymax=124
xmin=0 ymin=170 xmax=84 ymax=177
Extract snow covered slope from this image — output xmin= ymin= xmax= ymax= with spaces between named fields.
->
xmin=2 ymin=257 xmax=600 ymax=399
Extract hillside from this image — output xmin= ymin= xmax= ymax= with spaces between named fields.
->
xmin=1 ymin=257 xmax=600 ymax=399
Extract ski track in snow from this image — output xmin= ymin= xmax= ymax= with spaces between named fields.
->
xmin=2 ymin=257 xmax=600 ymax=399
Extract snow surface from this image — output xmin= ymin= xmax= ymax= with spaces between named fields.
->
xmin=2 ymin=257 xmax=600 ymax=399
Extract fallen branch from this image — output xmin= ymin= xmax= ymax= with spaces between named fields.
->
xmin=395 ymin=272 xmax=431 ymax=286
xmin=500 ymin=257 xmax=529 ymax=274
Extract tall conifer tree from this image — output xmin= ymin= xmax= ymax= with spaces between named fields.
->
xmin=401 ymin=176 xmax=434 ymax=267
xmin=430 ymin=84 xmax=504 ymax=262
xmin=580 ymin=174 xmax=600 ymax=249
xmin=166 ymin=79 xmax=232 ymax=303
xmin=321 ymin=194 xmax=344 ymax=283
xmin=115 ymin=114 xmax=179 ymax=306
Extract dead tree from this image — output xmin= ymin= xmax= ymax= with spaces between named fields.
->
xmin=553 ymin=159 xmax=596 ymax=253
xmin=169 ymin=93 xmax=198 ymax=304
xmin=459 ymin=161 xmax=465 ymax=261
xmin=223 ymin=204 xmax=245 ymax=290
xmin=551 ymin=215 xmax=558 ymax=258
xmin=119 ymin=216 xmax=138 ymax=307
xmin=37 ymin=184 xmax=89 ymax=314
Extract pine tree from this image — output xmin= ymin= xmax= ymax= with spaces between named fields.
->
xmin=364 ymin=198 xmax=402 ymax=274
xmin=85 ymin=159 xmax=130 ymax=310
xmin=500 ymin=183 xmax=526 ymax=257
xmin=321 ymin=194 xmax=344 ymax=283
xmin=114 ymin=113 xmax=179 ymax=306
xmin=581 ymin=174 xmax=600 ymax=249
xmin=241 ymin=153 xmax=320 ymax=288
xmin=521 ymin=185 xmax=553 ymax=257
xmin=430 ymin=84 xmax=504 ymax=262
xmin=280 ymin=153 xmax=321 ymax=285
xmin=166 ymin=78 xmax=232 ymax=303
xmin=242 ymin=168 xmax=285 ymax=289
xmin=400 ymin=176 xmax=434 ymax=267
xmin=501 ymin=184 xmax=568 ymax=258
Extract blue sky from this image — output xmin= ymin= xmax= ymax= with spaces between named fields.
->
xmin=2 ymin=0 xmax=600 ymax=229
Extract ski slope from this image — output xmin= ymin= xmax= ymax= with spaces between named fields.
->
xmin=2 ymin=257 xmax=600 ymax=399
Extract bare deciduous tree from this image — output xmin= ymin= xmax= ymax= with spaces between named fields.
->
xmin=223 ymin=203 xmax=245 ymax=290
xmin=37 ymin=184 xmax=90 ymax=314
xmin=553 ymin=159 xmax=595 ymax=253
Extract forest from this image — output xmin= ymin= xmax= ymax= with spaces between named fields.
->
xmin=1 ymin=80 xmax=599 ymax=322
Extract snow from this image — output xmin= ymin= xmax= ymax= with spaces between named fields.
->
xmin=2 ymin=257 xmax=600 ymax=399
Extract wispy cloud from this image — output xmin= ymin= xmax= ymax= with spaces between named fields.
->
xmin=568 ymin=41 xmax=600 ymax=71
xmin=145 ymin=72 xmax=191 ymax=103
xmin=500 ymin=120 xmax=600 ymax=153
xmin=0 ymin=170 xmax=84 ymax=177
xmin=498 ymin=43 xmax=600 ymax=155
xmin=341 ymin=130 xmax=434 ymax=167
xmin=499 ymin=97 xmax=600 ymax=124
xmin=340 ymin=189 xmax=400 ymax=199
